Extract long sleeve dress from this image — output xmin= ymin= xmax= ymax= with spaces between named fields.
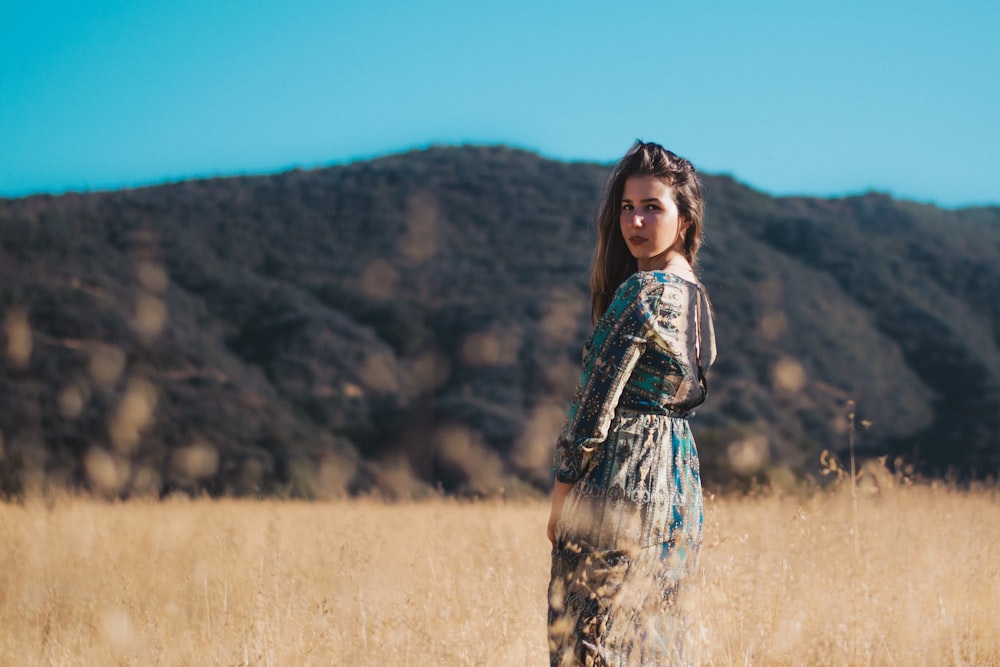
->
xmin=548 ymin=270 xmax=717 ymax=667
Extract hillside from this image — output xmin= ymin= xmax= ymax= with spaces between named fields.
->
xmin=1 ymin=146 xmax=998 ymax=497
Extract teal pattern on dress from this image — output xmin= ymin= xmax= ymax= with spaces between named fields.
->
xmin=548 ymin=271 xmax=716 ymax=666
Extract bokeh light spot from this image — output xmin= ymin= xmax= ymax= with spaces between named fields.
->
xmin=108 ymin=378 xmax=157 ymax=454
xmin=4 ymin=307 xmax=32 ymax=367
xmin=460 ymin=329 xmax=520 ymax=367
xmin=136 ymin=261 xmax=169 ymax=293
xmin=773 ymin=356 xmax=806 ymax=392
xmin=133 ymin=294 xmax=167 ymax=340
xmin=171 ymin=440 xmax=219 ymax=480
xmin=727 ymin=435 xmax=769 ymax=475
xmin=360 ymin=259 xmax=399 ymax=301
xmin=89 ymin=344 xmax=127 ymax=388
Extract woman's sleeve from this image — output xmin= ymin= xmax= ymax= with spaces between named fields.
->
xmin=551 ymin=279 xmax=655 ymax=483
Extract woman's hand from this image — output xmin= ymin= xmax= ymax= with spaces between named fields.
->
xmin=547 ymin=481 xmax=574 ymax=544
xmin=546 ymin=510 xmax=559 ymax=544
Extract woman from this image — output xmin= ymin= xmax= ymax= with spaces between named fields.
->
xmin=547 ymin=141 xmax=716 ymax=666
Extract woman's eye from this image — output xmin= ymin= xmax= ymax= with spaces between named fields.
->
xmin=621 ymin=204 xmax=633 ymax=211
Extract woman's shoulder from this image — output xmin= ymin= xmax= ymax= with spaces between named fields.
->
xmin=639 ymin=271 xmax=713 ymax=323
xmin=604 ymin=272 xmax=707 ymax=325
xmin=603 ymin=272 xmax=689 ymax=320
xmin=638 ymin=269 xmax=702 ymax=288
xmin=610 ymin=272 xmax=651 ymax=301
xmin=621 ymin=271 xmax=703 ymax=302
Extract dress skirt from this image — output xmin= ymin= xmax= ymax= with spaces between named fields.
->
xmin=547 ymin=413 xmax=703 ymax=666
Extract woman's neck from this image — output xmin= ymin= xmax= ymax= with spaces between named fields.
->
xmin=637 ymin=250 xmax=690 ymax=274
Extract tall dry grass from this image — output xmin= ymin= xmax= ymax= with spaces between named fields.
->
xmin=1 ymin=484 xmax=998 ymax=666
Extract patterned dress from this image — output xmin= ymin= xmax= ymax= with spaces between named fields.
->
xmin=548 ymin=271 xmax=717 ymax=666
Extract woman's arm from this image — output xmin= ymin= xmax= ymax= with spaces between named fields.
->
xmin=547 ymin=277 xmax=658 ymax=543
xmin=547 ymin=480 xmax=574 ymax=544
xmin=551 ymin=277 xmax=656 ymax=484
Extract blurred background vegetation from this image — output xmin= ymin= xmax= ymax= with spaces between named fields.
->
xmin=2 ymin=145 xmax=998 ymax=498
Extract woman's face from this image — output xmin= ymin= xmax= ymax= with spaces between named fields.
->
xmin=619 ymin=175 xmax=686 ymax=271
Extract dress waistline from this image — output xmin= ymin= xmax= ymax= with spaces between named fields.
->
xmin=616 ymin=406 xmax=694 ymax=420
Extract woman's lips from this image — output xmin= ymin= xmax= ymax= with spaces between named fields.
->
xmin=628 ymin=236 xmax=647 ymax=245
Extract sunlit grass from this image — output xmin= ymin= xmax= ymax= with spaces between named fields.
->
xmin=1 ymin=484 xmax=998 ymax=665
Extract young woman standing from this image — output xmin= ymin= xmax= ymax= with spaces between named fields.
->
xmin=547 ymin=141 xmax=716 ymax=666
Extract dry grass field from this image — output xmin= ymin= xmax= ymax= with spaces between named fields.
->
xmin=2 ymin=483 xmax=999 ymax=666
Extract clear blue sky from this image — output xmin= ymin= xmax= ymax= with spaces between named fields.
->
xmin=2 ymin=0 xmax=998 ymax=207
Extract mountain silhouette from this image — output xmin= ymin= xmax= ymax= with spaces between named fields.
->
xmin=2 ymin=145 xmax=998 ymax=497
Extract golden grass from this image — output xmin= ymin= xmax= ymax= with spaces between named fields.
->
xmin=1 ymin=485 xmax=998 ymax=666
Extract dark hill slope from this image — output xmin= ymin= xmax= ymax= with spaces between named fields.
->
xmin=1 ymin=146 xmax=998 ymax=496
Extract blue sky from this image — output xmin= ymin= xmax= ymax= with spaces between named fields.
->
xmin=2 ymin=0 xmax=998 ymax=207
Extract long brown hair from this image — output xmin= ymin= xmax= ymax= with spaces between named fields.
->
xmin=590 ymin=141 xmax=705 ymax=322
